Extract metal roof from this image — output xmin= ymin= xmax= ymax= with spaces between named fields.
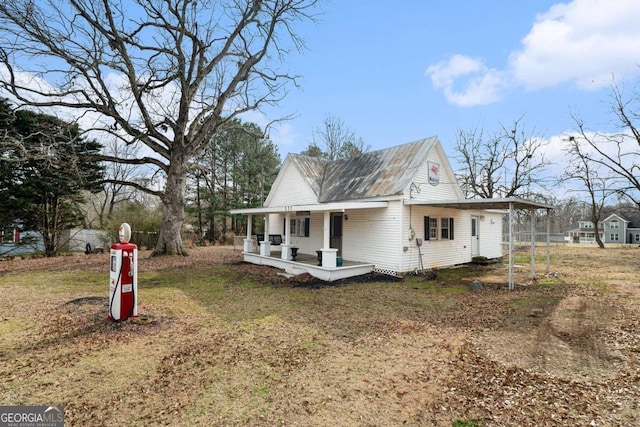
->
xmin=318 ymin=137 xmax=437 ymax=202
xmin=404 ymin=197 xmax=555 ymax=210
xmin=284 ymin=137 xmax=438 ymax=203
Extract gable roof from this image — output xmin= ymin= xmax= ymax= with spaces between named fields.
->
xmin=606 ymin=208 xmax=640 ymax=228
xmin=288 ymin=137 xmax=439 ymax=203
xmin=288 ymin=155 xmax=328 ymax=198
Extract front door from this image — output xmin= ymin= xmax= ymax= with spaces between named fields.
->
xmin=330 ymin=212 xmax=343 ymax=255
xmin=471 ymin=216 xmax=480 ymax=257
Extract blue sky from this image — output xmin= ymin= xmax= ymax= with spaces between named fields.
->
xmin=2 ymin=0 xmax=638 ymax=183
xmin=256 ymin=0 xmax=640 ymax=163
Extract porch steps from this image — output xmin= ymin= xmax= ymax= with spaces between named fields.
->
xmin=278 ymin=265 xmax=308 ymax=279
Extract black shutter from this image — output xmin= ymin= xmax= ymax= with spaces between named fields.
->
xmin=304 ymin=218 xmax=310 ymax=237
xmin=283 ymin=218 xmax=287 ymax=236
xmin=449 ymin=218 xmax=454 ymax=240
xmin=424 ymin=216 xmax=430 ymax=241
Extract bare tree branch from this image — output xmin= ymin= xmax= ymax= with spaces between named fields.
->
xmin=454 ymin=117 xmax=550 ymax=199
xmin=0 ymin=0 xmax=318 ymax=255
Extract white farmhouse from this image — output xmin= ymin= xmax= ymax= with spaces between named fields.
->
xmin=231 ymin=137 xmax=553 ymax=284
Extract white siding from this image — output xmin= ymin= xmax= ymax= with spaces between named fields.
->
xmin=266 ymin=161 xmax=318 ymax=207
xmin=285 ymin=212 xmax=324 ymax=255
xmin=400 ymin=205 xmax=471 ymax=271
xmin=265 ymin=212 xmax=328 ymax=256
xmin=409 ymin=145 xmax=463 ymax=202
xmin=478 ymin=211 xmax=504 ymax=258
xmin=342 ymin=202 xmax=403 ymax=271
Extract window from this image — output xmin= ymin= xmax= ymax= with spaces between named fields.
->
xmin=424 ymin=217 xmax=454 ymax=241
xmin=610 ymin=233 xmax=619 ymax=241
xmin=610 ymin=220 xmax=619 ymax=229
xmin=424 ymin=216 xmax=438 ymax=240
xmin=635 ymin=233 xmax=639 ymax=243
xmin=441 ymin=217 xmax=454 ymax=240
xmin=285 ymin=217 xmax=310 ymax=237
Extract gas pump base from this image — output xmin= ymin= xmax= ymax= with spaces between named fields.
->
xmin=109 ymin=242 xmax=138 ymax=321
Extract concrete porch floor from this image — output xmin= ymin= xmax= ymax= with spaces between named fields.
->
xmin=242 ymin=250 xmax=375 ymax=282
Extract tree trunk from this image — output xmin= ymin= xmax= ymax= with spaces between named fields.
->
xmin=152 ymin=153 xmax=189 ymax=256
xmin=594 ymin=225 xmax=605 ymax=249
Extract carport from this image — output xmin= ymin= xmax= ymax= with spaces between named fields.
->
xmin=404 ymin=197 xmax=555 ymax=290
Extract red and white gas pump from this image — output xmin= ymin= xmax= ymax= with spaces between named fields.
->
xmin=109 ymin=223 xmax=138 ymax=321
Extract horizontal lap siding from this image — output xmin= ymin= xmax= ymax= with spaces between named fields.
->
xmin=403 ymin=205 xmax=471 ymax=271
xmin=479 ymin=211 xmax=503 ymax=258
xmin=410 ymin=147 xmax=463 ymax=202
xmin=297 ymin=213 xmax=324 ymax=255
xmin=268 ymin=213 xmax=323 ymax=256
xmin=342 ymin=202 xmax=402 ymax=271
xmin=267 ymin=162 xmax=318 ymax=207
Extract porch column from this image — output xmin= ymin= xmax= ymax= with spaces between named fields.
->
xmin=243 ymin=214 xmax=254 ymax=253
xmin=546 ymin=208 xmax=551 ymax=274
xmin=260 ymin=214 xmax=271 ymax=256
xmin=321 ymin=211 xmax=337 ymax=267
xmin=530 ymin=207 xmax=536 ymax=278
xmin=323 ymin=211 xmax=330 ymax=249
xmin=281 ymin=212 xmax=292 ymax=260
xmin=508 ymin=202 xmax=514 ymax=291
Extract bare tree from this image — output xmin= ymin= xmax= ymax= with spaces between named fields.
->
xmin=561 ymin=136 xmax=613 ymax=248
xmin=302 ymin=114 xmax=369 ymax=160
xmin=571 ymin=84 xmax=640 ymax=209
xmin=84 ymin=138 xmax=142 ymax=228
xmin=0 ymin=0 xmax=317 ymax=256
xmin=454 ymin=117 xmax=550 ymax=199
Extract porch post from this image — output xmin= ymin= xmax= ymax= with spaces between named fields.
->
xmin=322 ymin=211 xmax=337 ymax=267
xmin=546 ymin=208 xmax=551 ymax=274
xmin=281 ymin=212 xmax=292 ymax=260
xmin=323 ymin=211 xmax=331 ymax=249
xmin=243 ymin=214 xmax=254 ymax=253
xmin=260 ymin=214 xmax=271 ymax=256
xmin=530 ymin=207 xmax=536 ymax=278
xmin=508 ymin=202 xmax=514 ymax=290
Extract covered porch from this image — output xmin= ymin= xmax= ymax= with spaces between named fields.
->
xmin=230 ymin=201 xmax=388 ymax=281
xmin=242 ymin=250 xmax=375 ymax=282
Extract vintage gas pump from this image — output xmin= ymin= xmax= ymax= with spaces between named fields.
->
xmin=109 ymin=223 xmax=138 ymax=321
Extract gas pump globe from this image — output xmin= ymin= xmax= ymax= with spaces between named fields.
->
xmin=109 ymin=223 xmax=138 ymax=321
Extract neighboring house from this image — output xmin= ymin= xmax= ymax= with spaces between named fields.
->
xmin=567 ymin=211 xmax=640 ymax=244
xmin=231 ymin=137 xmax=553 ymax=282
xmin=0 ymin=228 xmax=111 ymax=256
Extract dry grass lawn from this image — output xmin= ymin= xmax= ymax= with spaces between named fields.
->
xmin=0 ymin=245 xmax=638 ymax=426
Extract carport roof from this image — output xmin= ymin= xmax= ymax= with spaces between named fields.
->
xmin=404 ymin=197 xmax=554 ymax=210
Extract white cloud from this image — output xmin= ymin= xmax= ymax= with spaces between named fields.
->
xmin=427 ymin=54 xmax=485 ymax=88
xmin=427 ymin=0 xmax=640 ymax=106
xmin=511 ymin=0 xmax=640 ymax=91
xmin=426 ymin=55 xmax=507 ymax=106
